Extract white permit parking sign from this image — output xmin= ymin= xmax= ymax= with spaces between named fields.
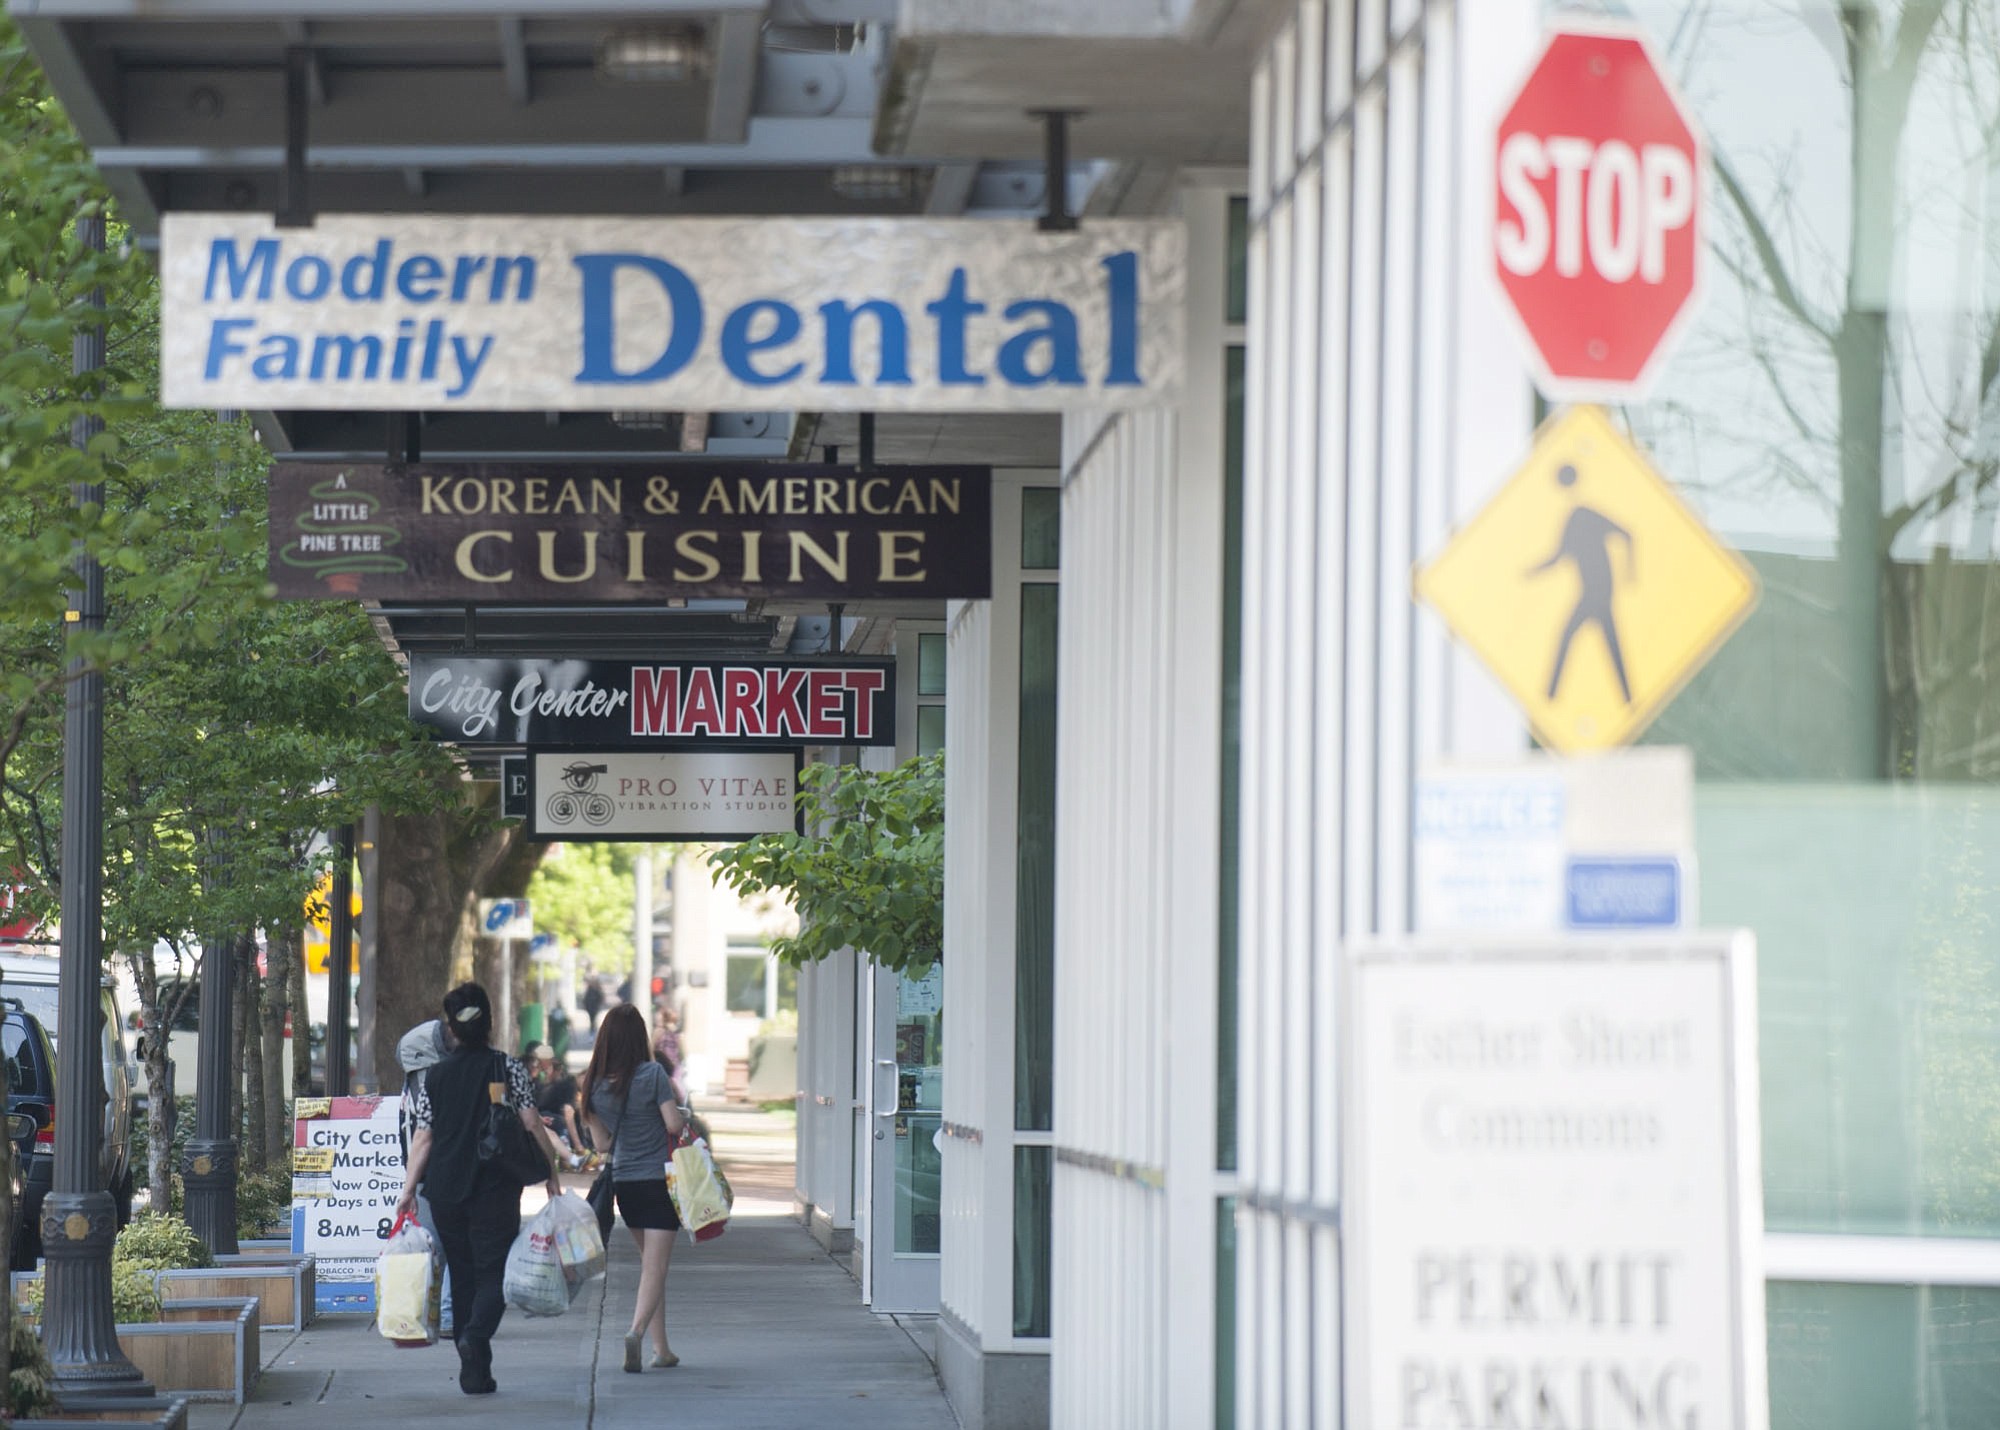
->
xmin=292 ymin=1095 xmax=405 ymax=1314
xmin=1342 ymin=934 xmax=1767 ymax=1430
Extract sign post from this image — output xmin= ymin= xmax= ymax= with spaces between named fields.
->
xmin=1342 ymin=934 xmax=1767 ymax=1430
xmin=1494 ymin=22 xmax=1704 ymax=399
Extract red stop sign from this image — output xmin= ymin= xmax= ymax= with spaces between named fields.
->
xmin=1494 ymin=25 xmax=1703 ymax=398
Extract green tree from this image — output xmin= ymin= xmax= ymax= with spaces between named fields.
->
xmin=0 ymin=20 xmax=468 ymax=1189
xmin=708 ymin=753 xmax=943 ymax=976
xmin=0 ymin=25 xmax=264 ymax=780
xmin=527 ymin=842 xmax=638 ymax=975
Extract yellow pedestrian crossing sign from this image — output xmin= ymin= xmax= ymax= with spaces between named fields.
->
xmin=1415 ymin=405 xmax=1757 ymax=752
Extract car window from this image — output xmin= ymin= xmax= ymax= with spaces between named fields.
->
xmin=2 ymin=1020 xmax=33 ymax=1094
xmin=6 ymin=985 xmax=57 ymax=1038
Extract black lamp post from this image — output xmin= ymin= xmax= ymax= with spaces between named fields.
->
xmin=182 ymin=912 xmax=238 ymax=1257
xmin=43 ymin=210 xmax=147 ymax=1397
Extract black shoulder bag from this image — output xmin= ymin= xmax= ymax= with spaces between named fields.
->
xmin=477 ymin=1051 xmax=552 ymax=1188
xmin=585 ymin=1080 xmax=629 ymax=1237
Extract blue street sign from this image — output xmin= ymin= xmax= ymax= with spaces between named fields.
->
xmin=483 ymin=899 xmax=517 ymax=934
xmin=1565 ymin=858 xmax=1680 ymax=929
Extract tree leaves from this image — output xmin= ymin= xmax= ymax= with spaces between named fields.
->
xmin=707 ymin=753 xmax=944 ymax=977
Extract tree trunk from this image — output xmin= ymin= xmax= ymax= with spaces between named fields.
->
xmin=473 ymin=937 xmax=507 ymax=1047
xmin=242 ymin=943 xmax=266 ymax=1173
xmin=262 ymin=921 xmax=293 ymax=1167
xmin=123 ymin=945 xmax=182 ymax=1212
xmin=371 ymin=780 xmax=546 ymax=1091
xmin=228 ymin=933 xmax=250 ymax=1156
xmin=289 ymin=927 xmax=310 ymax=1098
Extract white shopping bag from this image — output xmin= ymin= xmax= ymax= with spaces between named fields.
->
xmin=376 ymin=1214 xmax=436 ymax=1346
xmin=542 ymin=1190 xmax=607 ymax=1287
xmin=504 ymin=1200 xmax=577 ymax=1317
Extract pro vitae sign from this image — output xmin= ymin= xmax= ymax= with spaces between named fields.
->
xmin=1343 ymin=935 xmax=1766 ymax=1430
xmin=159 ymin=215 xmax=1184 ymax=412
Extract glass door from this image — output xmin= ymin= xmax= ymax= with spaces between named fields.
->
xmin=868 ymin=962 xmax=942 ymax=1312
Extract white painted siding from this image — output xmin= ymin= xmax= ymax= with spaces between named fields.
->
xmin=1238 ymin=1 xmax=1534 ymax=1424
xmin=1049 ymin=185 xmax=1235 ymax=1429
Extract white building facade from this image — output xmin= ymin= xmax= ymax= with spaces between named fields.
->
xmin=847 ymin=0 xmax=2000 ymax=1426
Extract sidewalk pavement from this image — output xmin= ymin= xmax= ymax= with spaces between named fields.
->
xmin=191 ymin=1102 xmax=956 ymax=1430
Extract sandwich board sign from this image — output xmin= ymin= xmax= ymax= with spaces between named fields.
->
xmin=292 ymin=1095 xmax=404 ymax=1315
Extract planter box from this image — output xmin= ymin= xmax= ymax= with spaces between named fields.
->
xmin=17 ymin=1255 xmax=316 ymax=1332
xmin=115 ymin=1298 xmax=258 ymax=1405
xmin=157 ymin=1256 xmax=313 ymax=1332
xmin=25 ymin=1395 xmax=191 ymax=1430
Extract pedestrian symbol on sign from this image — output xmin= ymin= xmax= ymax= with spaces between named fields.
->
xmin=1527 ymin=464 xmax=1634 ymax=704
xmin=1414 ymin=406 xmax=1757 ymax=753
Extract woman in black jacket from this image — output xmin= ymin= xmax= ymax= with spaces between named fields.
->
xmin=394 ymin=983 xmax=566 ymax=1394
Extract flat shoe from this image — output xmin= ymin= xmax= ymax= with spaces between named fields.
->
xmin=623 ymin=1333 xmax=643 ymax=1373
xmin=651 ymin=1350 xmax=679 ymax=1368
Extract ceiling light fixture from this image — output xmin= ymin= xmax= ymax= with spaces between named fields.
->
xmin=597 ymin=25 xmax=708 ymax=84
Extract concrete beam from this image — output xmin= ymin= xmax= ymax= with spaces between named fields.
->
xmin=89 ymin=115 xmax=896 ymax=168
xmin=705 ymin=10 xmax=763 ymax=144
xmin=497 ymin=16 xmax=530 ymax=104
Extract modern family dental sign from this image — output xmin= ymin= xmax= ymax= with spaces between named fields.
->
xmin=266 ymin=461 xmax=991 ymax=601
xmin=158 ymin=214 xmax=1185 ymax=412
xmin=407 ymin=655 xmax=895 ymax=747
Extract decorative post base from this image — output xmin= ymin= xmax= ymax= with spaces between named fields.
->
xmin=182 ymin=1139 xmax=239 ymax=1258
xmin=40 ymin=1190 xmax=150 ymax=1397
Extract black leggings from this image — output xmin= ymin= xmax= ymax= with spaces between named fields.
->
xmin=427 ymin=1179 xmax=521 ymax=1346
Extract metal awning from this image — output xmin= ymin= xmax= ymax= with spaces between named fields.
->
xmin=10 ymin=0 xmax=1116 ymax=672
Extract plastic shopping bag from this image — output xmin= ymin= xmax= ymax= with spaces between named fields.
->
xmin=666 ymin=1137 xmax=733 ymax=1243
xmin=504 ymin=1201 xmax=577 ymax=1317
xmin=376 ymin=1214 xmax=436 ymax=1347
xmin=542 ymin=1190 xmax=607 ymax=1288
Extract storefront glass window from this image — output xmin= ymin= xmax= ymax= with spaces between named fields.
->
xmin=1219 ymin=342 xmax=1246 ymax=1175
xmin=916 ymin=703 xmax=946 ymax=758
xmin=725 ymin=951 xmax=769 ymax=1015
xmin=1562 ymin=2 xmax=2000 ymax=1419
xmin=1015 ymin=578 xmax=1060 ymax=1131
xmin=918 ymin=630 xmax=947 ymax=697
xmin=1013 ymin=1144 xmax=1053 ymax=1337
xmin=1022 ymin=488 xmax=1062 ymax=570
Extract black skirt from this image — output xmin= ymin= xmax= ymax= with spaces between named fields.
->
xmin=614 ymin=1176 xmax=681 ymax=1231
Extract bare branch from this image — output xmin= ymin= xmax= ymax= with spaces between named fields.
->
xmin=1712 ymin=151 xmax=1838 ymax=344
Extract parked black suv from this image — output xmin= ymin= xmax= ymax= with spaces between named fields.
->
xmin=5 ymin=1000 xmax=58 ymax=1269
xmin=0 ymin=953 xmax=138 ymax=1265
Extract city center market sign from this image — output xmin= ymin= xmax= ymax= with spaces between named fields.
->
xmin=158 ymin=214 xmax=1186 ymax=412
xmin=407 ymin=655 xmax=895 ymax=747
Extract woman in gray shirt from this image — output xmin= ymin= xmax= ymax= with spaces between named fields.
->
xmin=583 ymin=1003 xmax=689 ymax=1372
